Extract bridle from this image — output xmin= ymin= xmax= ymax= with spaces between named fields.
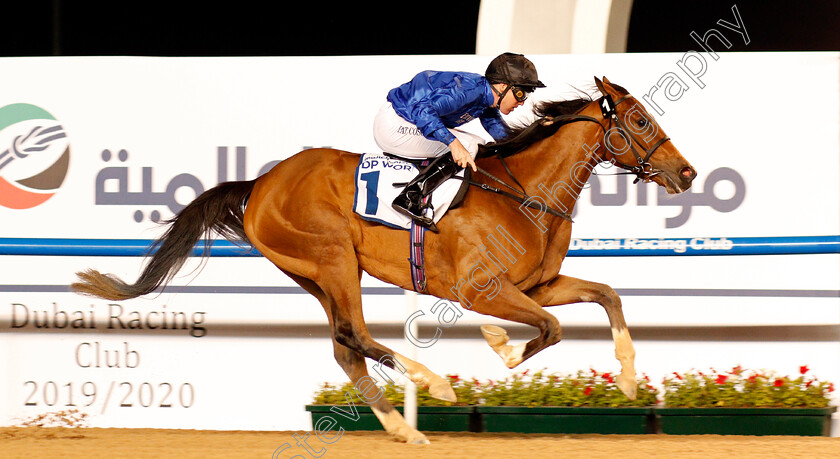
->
xmin=469 ymin=91 xmax=672 ymax=222
xmin=541 ymin=92 xmax=671 ymax=184
xmin=595 ymin=93 xmax=671 ymax=184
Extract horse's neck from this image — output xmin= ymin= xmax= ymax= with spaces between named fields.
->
xmin=509 ymin=105 xmax=604 ymax=209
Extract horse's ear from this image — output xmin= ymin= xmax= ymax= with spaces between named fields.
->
xmin=603 ymin=76 xmax=612 ymax=85
xmin=594 ymin=76 xmax=606 ymax=94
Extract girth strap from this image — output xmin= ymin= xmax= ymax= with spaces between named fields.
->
xmin=408 ymin=158 xmax=431 ymax=293
xmin=408 ymin=218 xmax=428 ymax=293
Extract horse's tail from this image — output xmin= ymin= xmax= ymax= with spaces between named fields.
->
xmin=71 ymin=180 xmax=257 ymax=300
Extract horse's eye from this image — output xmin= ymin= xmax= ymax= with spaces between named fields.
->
xmin=637 ymin=118 xmax=648 ymax=128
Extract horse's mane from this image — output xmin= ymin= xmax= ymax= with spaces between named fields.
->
xmin=477 ymin=96 xmax=593 ymax=159
xmin=477 ymin=84 xmax=629 ymax=159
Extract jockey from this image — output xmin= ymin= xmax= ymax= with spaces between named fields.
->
xmin=373 ymin=52 xmax=545 ymax=232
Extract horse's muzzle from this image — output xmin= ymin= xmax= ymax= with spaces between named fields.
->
xmin=679 ymin=166 xmax=697 ymax=188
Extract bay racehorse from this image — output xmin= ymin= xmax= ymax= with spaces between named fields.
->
xmin=73 ymin=77 xmax=695 ymax=443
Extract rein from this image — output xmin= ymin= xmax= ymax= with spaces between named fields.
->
xmin=467 ymin=93 xmax=671 ymax=221
xmin=463 ymin=159 xmax=574 ymax=223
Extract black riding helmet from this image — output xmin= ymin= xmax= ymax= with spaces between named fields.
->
xmin=485 ymin=52 xmax=546 ymax=90
xmin=485 ymin=52 xmax=545 ymax=108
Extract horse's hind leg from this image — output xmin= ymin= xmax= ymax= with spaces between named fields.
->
xmin=526 ymin=274 xmax=637 ymax=400
xmin=282 ymin=270 xmax=429 ymax=444
xmin=331 ymin=341 xmax=429 ymax=444
xmin=312 ymin=264 xmax=456 ymax=403
xmin=247 ymin=199 xmax=453 ymax=403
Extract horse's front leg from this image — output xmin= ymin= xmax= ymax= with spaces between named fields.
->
xmin=461 ymin=276 xmax=563 ymax=369
xmin=526 ymin=275 xmax=637 ymax=400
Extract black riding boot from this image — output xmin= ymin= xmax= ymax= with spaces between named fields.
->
xmin=392 ymin=153 xmax=461 ymax=232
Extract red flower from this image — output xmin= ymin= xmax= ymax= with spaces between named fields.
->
xmin=730 ymin=365 xmax=743 ymax=376
xmin=584 ymin=386 xmax=593 ymax=396
xmin=748 ymin=375 xmax=758 ymax=383
xmin=672 ymin=372 xmax=682 ymax=380
xmin=806 ymin=380 xmax=813 ymax=388
xmin=602 ymin=372 xmax=614 ymax=384
xmin=449 ymin=374 xmax=460 ymax=382
xmin=522 ymin=369 xmax=529 ymax=376
xmin=829 ymin=383 xmax=835 ymax=393
xmin=716 ymin=375 xmax=728 ymax=385
xmin=800 ymin=365 xmax=809 ymax=375
xmin=774 ymin=379 xmax=784 ymax=387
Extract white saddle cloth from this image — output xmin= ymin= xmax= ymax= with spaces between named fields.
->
xmin=353 ymin=153 xmax=465 ymax=230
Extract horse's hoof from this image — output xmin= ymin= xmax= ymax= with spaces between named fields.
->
xmin=502 ymin=342 xmax=527 ymax=369
xmin=482 ymin=325 xmax=526 ymax=368
xmin=429 ymin=381 xmax=457 ymax=402
xmin=480 ymin=324 xmax=509 ymax=348
xmin=407 ymin=434 xmax=431 ymax=445
xmin=616 ymin=373 xmax=637 ymax=400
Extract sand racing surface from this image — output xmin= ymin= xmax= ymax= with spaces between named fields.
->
xmin=2 ymin=427 xmax=840 ymax=458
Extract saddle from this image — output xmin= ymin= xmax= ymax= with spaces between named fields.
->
xmin=352 ymin=152 xmax=471 ymax=230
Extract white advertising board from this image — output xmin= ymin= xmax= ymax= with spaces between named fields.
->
xmin=1 ymin=52 xmax=838 ymax=431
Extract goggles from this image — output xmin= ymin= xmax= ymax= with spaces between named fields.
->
xmin=511 ymin=86 xmax=532 ymax=102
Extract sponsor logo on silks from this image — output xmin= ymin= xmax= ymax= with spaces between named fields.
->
xmin=0 ymin=103 xmax=69 ymax=209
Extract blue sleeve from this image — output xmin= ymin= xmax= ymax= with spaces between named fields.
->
xmin=409 ymin=84 xmax=487 ymax=146
xmin=409 ymin=104 xmax=457 ymax=146
xmin=480 ymin=108 xmax=511 ymax=141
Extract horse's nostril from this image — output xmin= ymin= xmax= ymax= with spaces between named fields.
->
xmin=680 ymin=166 xmax=695 ymax=180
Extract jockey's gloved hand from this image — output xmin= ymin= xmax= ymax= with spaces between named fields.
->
xmin=449 ymin=138 xmax=475 ymax=172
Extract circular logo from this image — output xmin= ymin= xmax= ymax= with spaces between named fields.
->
xmin=0 ymin=103 xmax=70 ymax=209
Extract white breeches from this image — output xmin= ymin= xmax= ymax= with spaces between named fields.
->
xmin=372 ymin=102 xmax=485 ymax=160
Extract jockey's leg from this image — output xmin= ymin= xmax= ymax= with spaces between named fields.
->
xmin=386 ymin=127 xmax=483 ymax=231
xmin=372 ymin=101 xmax=446 ymax=159
xmin=391 ymin=153 xmax=460 ymax=232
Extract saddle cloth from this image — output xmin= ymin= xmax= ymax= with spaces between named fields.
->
xmin=353 ymin=152 xmax=467 ymax=230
